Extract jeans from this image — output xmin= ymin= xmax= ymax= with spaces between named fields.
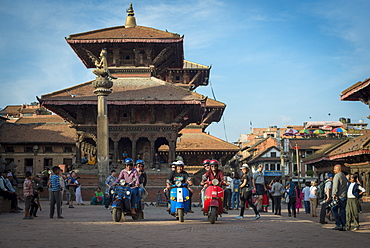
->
xmin=304 ymin=200 xmax=310 ymax=214
xmin=231 ymin=192 xmax=240 ymax=209
xmin=240 ymin=189 xmax=259 ymax=216
xmin=50 ymin=191 xmax=62 ymax=217
xmin=273 ymin=195 xmax=282 ymax=214
xmin=319 ymin=201 xmax=329 ymax=222
xmin=105 ymin=192 xmax=113 ymax=208
xmin=287 ymin=196 xmax=296 ymax=217
xmin=130 ymin=187 xmax=139 ymax=208
xmin=332 ymin=197 xmax=347 ymax=227
xmin=224 ymin=189 xmax=231 ymax=209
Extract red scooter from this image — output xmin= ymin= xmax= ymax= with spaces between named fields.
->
xmin=203 ymin=179 xmax=224 ymax=224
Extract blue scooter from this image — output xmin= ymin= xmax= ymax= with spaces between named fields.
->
xmin=168 ymin=181 xmax=191 ymax=222
xmin=111 ymin=179 xmax=144 ymax=222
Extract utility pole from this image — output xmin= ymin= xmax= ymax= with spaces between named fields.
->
xmin=295 ymin=144 xmax=300 ymax=186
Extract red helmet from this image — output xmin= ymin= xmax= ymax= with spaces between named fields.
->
xmin=203 ymin=159 xmax=211 ymax=165
xmin=209 ymin=159 xmax=219 ymax=166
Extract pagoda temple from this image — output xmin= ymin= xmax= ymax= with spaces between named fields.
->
xmin=39 ymin=4 xmax=226 ymax=165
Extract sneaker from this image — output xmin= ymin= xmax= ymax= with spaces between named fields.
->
xmin=254 ymin=214 xmax=260 ymax=220
xmin=152 ymin=168 xmax=155 ymax=171
xmin=58 ymin=216 xmax=64 ymax=219
xmin=157 ymin=169 xmax=161 ymax=172
xmin=353 ymin=227 xmax=359 ymax=231
xmin=188 ymin=210 xmax=194 ymax=213
xmin=69 ymin=205 xmax=74 ymax=208
xmin=288 ymin=214 xmax=291 ymax=217
xmin=104 ymin=206 xmax=109 ymax=209
xmin=235 ymin=216 xmax=244 ymax=219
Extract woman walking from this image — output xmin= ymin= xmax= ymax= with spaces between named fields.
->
xmin=235 ymin=164 xmax=260 ymax=220
xmin=309 ymin=181 xmax=318 ymax=217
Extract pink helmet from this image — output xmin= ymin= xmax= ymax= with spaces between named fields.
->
xmin=209 ymin=159 xmax=219 ymax=166
xmin=203 ymin=159 xmax=211 ymax=165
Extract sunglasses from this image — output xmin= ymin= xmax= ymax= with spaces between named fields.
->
xmin=211 ymin=165 xmax=218 ymax=167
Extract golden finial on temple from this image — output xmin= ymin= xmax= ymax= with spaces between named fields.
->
xmin=125 ymin=3 xmax=137 ymax=28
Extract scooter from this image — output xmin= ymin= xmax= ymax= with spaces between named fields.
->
xmin=203 ymin=179 xmax=224 ymax=224
xmin=168 ymin=181 xmax=191 ymax=222
xmin=111 ymin=179 xmax=144 ymax=222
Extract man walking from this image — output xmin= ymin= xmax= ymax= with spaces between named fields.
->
xmin=252 ymin=164 xmax=266 ymax=212
xmin=104 ymin=169 xmax=117 ymax=210
xmin=319 ymin=173 xmax=333 ymax=224
xmin=331 ymin=164 xmax=347 ymax=231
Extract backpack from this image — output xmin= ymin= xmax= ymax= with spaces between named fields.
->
xmin=316 ymin=181 xmax=325 ymax=200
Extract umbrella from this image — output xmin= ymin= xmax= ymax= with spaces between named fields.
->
xmin=321 ymin=125 xmax=332 ymax=131
xmin=299 ymin=129 xmax=311 ymax=136
xmin=284 ymin=128 xmax=298 ymax=136
xmin=313 ymin=129 xmax=325 ymax=134
xmin=332 ymin=127 xmax=347 ymax=133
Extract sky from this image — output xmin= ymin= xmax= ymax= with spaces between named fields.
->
xmin=1 ymin=0 xmax=370 ymax=143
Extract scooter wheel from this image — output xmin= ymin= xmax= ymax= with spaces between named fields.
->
xmin=178 ymin=208 xmax=184 ymax=222
xmin=112 ymin=208 xmax=122 ymax=222
xmin=209 ymin=206 xmax=217 ymax=224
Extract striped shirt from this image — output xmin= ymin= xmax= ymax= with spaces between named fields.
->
xmin=23 ymin=178 xmax=33 ymax=197
xmin=50 ymin=174 xmax=61 ymax=192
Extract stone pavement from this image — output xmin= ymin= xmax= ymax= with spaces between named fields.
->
xmin=1 ymin=201 xmax=370 ymax=248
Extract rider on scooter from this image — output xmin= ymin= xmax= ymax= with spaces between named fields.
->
xmin=200 ymin=159 xmax=211 ymax=209
xmin=166 ymin=161 xmax=194 ymax=212
xmin=114 ymin=158 xmax=140 ymax=214
xmin=203 ymin=159 xmax=227 ymax=213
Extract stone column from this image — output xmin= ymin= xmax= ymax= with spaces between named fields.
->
xmin=168 ymin=140 xmax=176 ymax=163
xmin=92 ymin=76 xmax=113 ymax=188
xmin=113 ymin=140 xmax=119 ymax=163
xmin=150 ymin=140 xmax=155 ymax=165
xmin=131 ymin=139 xmax=137 ymax=161
xmin=75 ymin=140 xmax=82 ymax=164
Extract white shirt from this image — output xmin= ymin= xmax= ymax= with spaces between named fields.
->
xmin=347 ymin=183 xmax=366 ymax=199
xmin=225 ymin=176 xmax=232 ymax=190
xmin=309 ymin=186 xmax=317 ymax=199
xmin=302 ymin=186 xmax=310 ymax=201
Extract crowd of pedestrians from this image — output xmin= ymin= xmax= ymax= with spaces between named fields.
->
xmin=1 ymin=160 xmax=366 ymax=232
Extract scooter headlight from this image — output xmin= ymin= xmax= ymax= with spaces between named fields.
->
xmin=126 ymin=191 xmax=131 ymax=196
xmin=212 ymin=179 xmax=219 ymax=186
xmin=175 ymin=181 xmax=182 ymax=187
xmin=120 ymin=179 xmax=126 ymax=186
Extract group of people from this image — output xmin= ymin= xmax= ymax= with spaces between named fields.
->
xmin=236 ymin=163 xmax=366 ymax=232
xmin=103 ymin=158 xmax=147 ymax=214
xmin=0 ymin=170 xmax=24 ymax=213
xmin=2 ymin=158 xmax=366 ymax=231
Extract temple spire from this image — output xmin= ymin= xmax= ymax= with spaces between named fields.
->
xmin=125 ymin=3 xmax=137 ymax=28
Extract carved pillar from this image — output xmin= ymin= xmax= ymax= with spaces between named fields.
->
xmin=150 ymin=139 xmax=155 ymax=165
xmin=92 ymin=76 xmax=113 ymax=188
xmin=168 ymin=139 xmax=176 ymax=163
xmin=75 ymin=140 xmax=82 ymax=164
xmin=113 ymin=48 xmax=120 ymax=66
xmin=113 ymin=140 xmax=119 ymax=163
xmin=75 ymin=132 xmax=83 ymax=164
xmin=131 ymin=139 xmax=137 ymax=161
